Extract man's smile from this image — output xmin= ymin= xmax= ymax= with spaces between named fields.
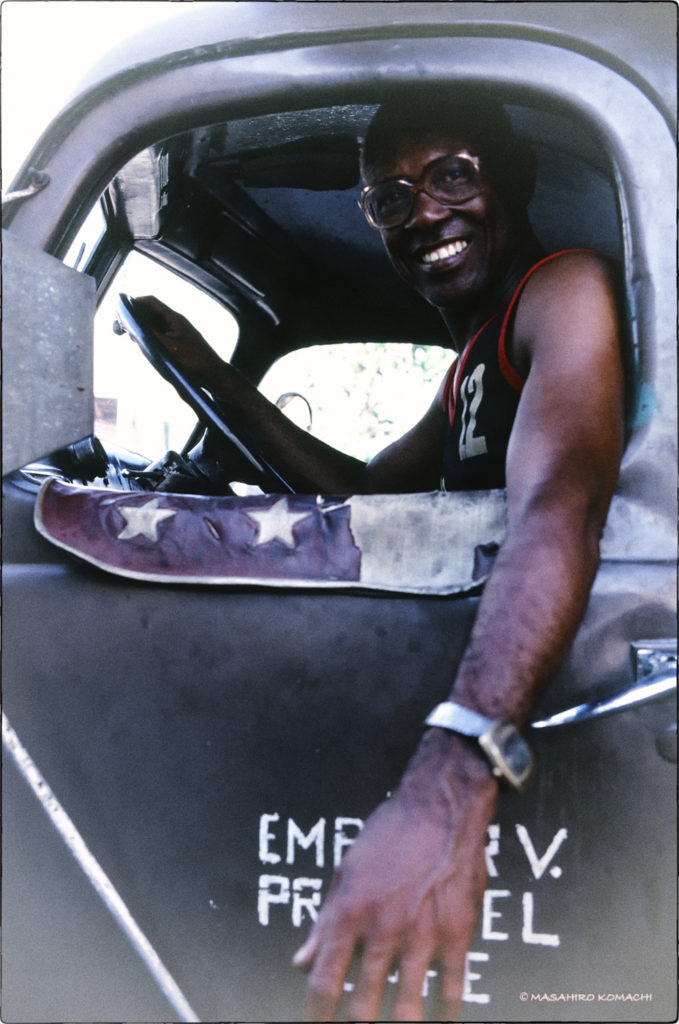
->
xmin=418 ymin=238 xmax=470 ymax=266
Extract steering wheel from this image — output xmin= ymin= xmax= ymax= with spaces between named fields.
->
xmin=115 ymin=294 xmax=295 ymax=493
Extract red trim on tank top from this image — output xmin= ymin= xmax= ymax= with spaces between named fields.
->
xmin=443 ymin=314 xmax=498 ymax=423
xmin=498 ymin=248 xmax=599 ymax=392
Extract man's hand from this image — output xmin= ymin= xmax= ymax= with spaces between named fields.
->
xmin=294 ymin=731 xmax=498 ymax=1022
xmin=133 ymin=295 xmax=226 ymax=389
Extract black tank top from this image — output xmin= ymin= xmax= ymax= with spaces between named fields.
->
xmin=440 ymin=250 xmax=590 ymax=490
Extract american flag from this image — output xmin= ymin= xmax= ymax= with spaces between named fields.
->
xmin=35 ymin=479 xmax=506 ymax=594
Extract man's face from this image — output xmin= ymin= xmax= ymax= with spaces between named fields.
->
xmin=363 ymin=130 xmax=515 ymax=310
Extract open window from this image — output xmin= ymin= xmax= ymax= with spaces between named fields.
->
xmin=9 ymin=94 xmax=646 ymax=596
xmin=7 ymin=97 xmax=629 ymax=497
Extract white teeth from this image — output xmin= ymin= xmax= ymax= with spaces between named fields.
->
xmin=421 ymin=239 xmax=468 ymax=264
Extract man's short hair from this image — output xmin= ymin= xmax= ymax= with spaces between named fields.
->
xmin=360 ymin=87 xmax=536 ymax=210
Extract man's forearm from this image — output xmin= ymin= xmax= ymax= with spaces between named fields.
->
xmin=205 ymin=357 xmax=442 ymax=495
xmin=449 ymin=492 xmax=604 ymax=727
xmin=206 ymin=359 xmax=374 ymax=493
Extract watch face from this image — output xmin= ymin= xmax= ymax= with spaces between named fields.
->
xmin=480 ymin=722 xmax=534 ymax=791
xmin=501 ymin=729 xmax=533 ymax=778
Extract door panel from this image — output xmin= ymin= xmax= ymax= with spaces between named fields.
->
xmin=3 ymin=536 xmax=675 ymax=1020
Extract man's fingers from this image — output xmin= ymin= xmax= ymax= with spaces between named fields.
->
xmin=292 ymin=931 xmax=319 ymax=971
xmin=387 ymin=941 xmax=436 ymax=1022
xmin=346 ymin=938 xmax=395 ymax=1022
xmin=137 ymin=295 xmax=169 ymax=315
xmin=304 ymin=932 xmax=358 ymax=1023
xmin=135 ymin=296 xmax=183 ymax=337
xmin=135 ymin=295 xmax=170 ymax=326
xmin=438 ymin=947 xmax=467 ymax=1022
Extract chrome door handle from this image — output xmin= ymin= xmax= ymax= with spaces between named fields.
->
xmin=531 ymin=663 xmax=676 ymax=730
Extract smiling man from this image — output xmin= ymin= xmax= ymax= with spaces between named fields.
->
xmin=137 ymin=88 xmax=624 ymax=1021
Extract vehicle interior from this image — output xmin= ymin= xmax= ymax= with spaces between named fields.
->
xmin=16 ymin=93 xmax=625 ymax=497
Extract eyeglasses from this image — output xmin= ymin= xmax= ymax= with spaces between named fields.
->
xmin=359 ymin=151 xmax=482 ymax=230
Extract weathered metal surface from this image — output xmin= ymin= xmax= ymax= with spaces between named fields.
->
xmin=2 ymin=229 xmax=94 ymax=473
xmin=2 ymin=554 xmax=675 ymax=1021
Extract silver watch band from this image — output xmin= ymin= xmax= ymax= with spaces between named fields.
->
xmin=424 ymin=699 xmax=534 ymax=793
xmin=424 ymin=701 xmax=494 ymax=736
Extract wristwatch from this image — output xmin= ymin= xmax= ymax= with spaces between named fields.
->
xmin=424 ymin=701 xmax=534 ymax=792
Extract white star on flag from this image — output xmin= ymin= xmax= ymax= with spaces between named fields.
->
xmin=246 ymin=498 xmax=312 ymax=548
xmin=117 ymin=498 xmax=177 ymax=542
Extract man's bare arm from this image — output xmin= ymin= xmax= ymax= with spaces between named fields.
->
xmin=134 ymin=295 xmax=446 ymax=494
xmin=293 ymin=252 xmax=625 ymax=1022
xmin=452 ymin=252 xmax=624 ymax=721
